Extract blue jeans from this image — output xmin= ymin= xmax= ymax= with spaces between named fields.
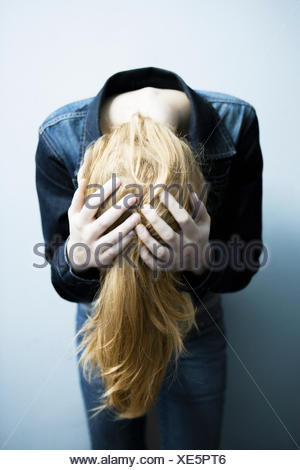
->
xmin=75 ymin=293 xmax=227 ymax=450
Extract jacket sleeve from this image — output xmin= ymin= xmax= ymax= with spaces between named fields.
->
xmin=35 ymin=129 xmax=100 ymax=303
xmin=181 ymin=106 xmax=264 ymax=295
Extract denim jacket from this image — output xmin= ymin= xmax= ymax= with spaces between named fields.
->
xmin=35 ymin=66 xmax=263 ymax=304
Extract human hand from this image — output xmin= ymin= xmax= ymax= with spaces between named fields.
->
xmin=66 ymin=177 xmax=140 ymax=272
xmin=135 ymin=190 xmax=212 ymax=275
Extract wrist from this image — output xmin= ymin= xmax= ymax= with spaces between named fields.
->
xmin=66 ymin=238 xmax=90 ymax=273
xmin=189 ymin=263 xmax=207 ymax=276
xmin=188 ymin=242 xmax=213 ymax=275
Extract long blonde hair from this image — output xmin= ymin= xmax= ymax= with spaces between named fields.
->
xmin=74 ymin=112 xmax=207 ymax=420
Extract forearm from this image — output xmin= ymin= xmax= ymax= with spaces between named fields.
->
xmin=50 ymin=240 xmax=100 ymax=303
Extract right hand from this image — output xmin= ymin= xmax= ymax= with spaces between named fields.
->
xmin=66 ymin=177 xmax=140 ymax=273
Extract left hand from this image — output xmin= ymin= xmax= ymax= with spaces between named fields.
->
xmin=135 ymin=190 xmax=212 ymax=275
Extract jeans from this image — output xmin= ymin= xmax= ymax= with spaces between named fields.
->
xmin=75 ymin=292 xmax=227 ymax=450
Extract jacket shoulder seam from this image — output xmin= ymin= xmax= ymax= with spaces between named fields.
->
xmin=39 ymin=129 xmax=65 ymax=165
xmin=239 ymin=106 xmax=257 ymax=138
xmin=38 ymin=111 xmax=87 ymax=134
xmin=195 ymin=90 xmax=255 ymax=109
xmin=206 ymin=98 xmax=255 ymax=110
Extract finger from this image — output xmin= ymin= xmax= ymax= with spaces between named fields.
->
xmin=141 ymin=204 xmax=178 ymax=246
xmin=100 ymin=212 xmax=141 ymax=247
xmin=69 ymin=178 xmax=88 ymax=215
xmin=80 ymin=176 xmax=121 ymax=222
xmin=135 ymin=224 xmax=171 ymax=261
xmin=91 ymin=194 xmax=139 ymax=236
xmin=139 ymin=245 xmax=167 ymax=272
xmin=190 ymin=191 xmax=210 ymax=224
xmin=99 ymin=230 xmax=136 ymax=266
xmin=159 ymin=190 xmax=199 ymax=239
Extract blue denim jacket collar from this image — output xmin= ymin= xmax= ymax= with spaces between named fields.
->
xmin=82 ymin=66 xmax=236 ymax=166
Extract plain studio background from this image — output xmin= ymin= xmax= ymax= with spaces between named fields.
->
xmin=1 ymin=0 xmax=299 ymax=450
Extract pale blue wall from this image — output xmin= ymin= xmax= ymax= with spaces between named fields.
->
xmin=0 ymin=0 xmax=299 ymax=450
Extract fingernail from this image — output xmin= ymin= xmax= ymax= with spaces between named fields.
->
xmin=128 ymin=195 xmax=137 ymax=205
xmin=128 ymin=230 xmax=134 ymax=237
